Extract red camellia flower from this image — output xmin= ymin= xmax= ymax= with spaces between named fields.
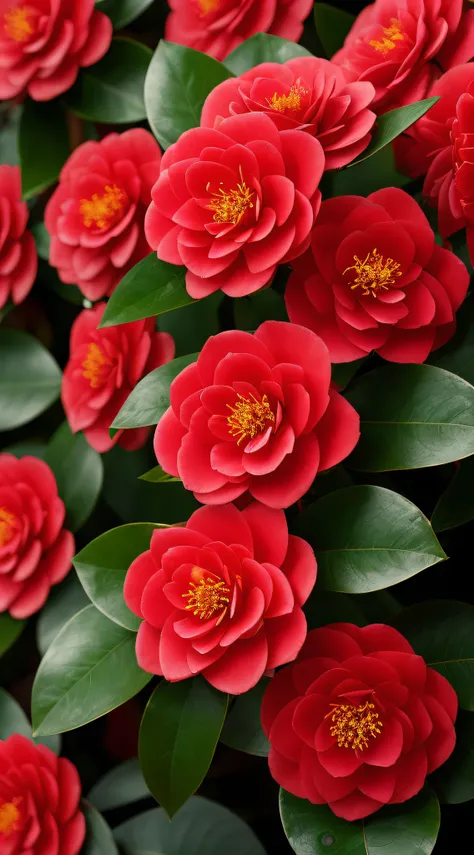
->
xmin=0 ymin=165 xmax=37 ymax=311
xmin=201 ymin=58 xmax=376 ymax=170
xmin=124 ymin=502 xmax=317 ymax=694
xmin=0 ymin=0 xmax=112 ymax=101
xmin=0 ymin=455 xmax=74 ymax=619
xmin=0 ymin=734 xmax=85 ymax=854
xmin=154 ymin=321 xmax=360 ymax=508
xmin=333 ymin=0 xmax=474 ymax=111
xmin=145 ymin=113 xmax=324 ymax=299
xmin=62 ymin=302 xmax=175 ymax=454
xmin=45 ymin=129 xmax=162 ymax=301
xmin=286 ymin=188 xmax=469 ymax=363
xmin=262 ymin=623 xmax=457 ymax=820
xmin=165 ymin=0 xmax=313 ymax=61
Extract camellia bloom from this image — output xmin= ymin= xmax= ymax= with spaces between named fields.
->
xmin=145 ymin=113 xmax=324 ymax=299
xmin=62 ymin=302 xmax=175 ymax=453
xmin=0 ymin=0 xmax=112 ymax=101
xmin=0 ymin=734 xmax=85 ymax=854
xmin=124 ymin=502 xmax=317 ymax=693
xmin=0 ymin=455 xmax=74 ymax=619
xmin=45 ymin=129 xmax=162 ymax=301
xmin=0 ymin=165 xmax=37 ymax=311
xmin=154 ymin=321 xmax=360 ymax=508
xmin=333 ymin=0 xmax=474 ymax=111
xmin=165 ymin=0 xmax=313 ymax=62
xmin=262 ymin=623 xmax=457 ymax=820
xmin=201 ymin=58 xmax=376 ymax=170
xmin=286 ymin=188 xmax=470 ymax=363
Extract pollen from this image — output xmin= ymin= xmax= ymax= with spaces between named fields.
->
xmin=82 ymin=342 xmax=113 ymax=388
xmin=0 ymin=798 xmax=22 ymax=836
xmin=79 ymin=184 xmax=127 ymax=230
xmin=198 ymin=0 xmax=219 ymax=14
xmin=344 ymin=248 xmax=402 ymax=297
xmin=208 ymin=169 xmax=254 ymax=226
xmin=369 ymin=18 xmax=404 ymax=55
xmin=267 ymin=81 xmax=308 ymax=113
xmin=4 ymin=6 xmax=34 ymax=41
xmin=227 ymin=393 xmax=275 ymax=445
xmin=0 ymin=507 xmax=17 ymax=548
xmin=183 ymin=569 xmax=230 ymax=620
xmin=326 ymin=701 xmax=383 ymax=751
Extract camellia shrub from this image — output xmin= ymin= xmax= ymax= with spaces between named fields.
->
xmin=2 ymin=0 xmax=474 ymax=853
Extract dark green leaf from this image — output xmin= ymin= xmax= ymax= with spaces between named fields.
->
xmin=294 ymin=486 xmax=445 ymax=593
xmin=88 ymin=759 xmax=150 ymax=812
xmin=82 ymin=802 xmax=119 ymax=855
xmin=44 ymin=422 xmax=103 ymax=532
xmin=431 ymin=710 xmax=474 ymax=804
xmin=304 ymin=589 xmax=400 ymax=631
xmin=329 ymin=146 xmax=410 ymax=197
xmin=331 ymin=358 xmax=366 ymax=391
xmin=346 ymin=364 xmax=474 ymax=471
xmin=139 ymin=678 xmax=228 ymax=817
xmin=97 ymin=0 xmax=154 ymax=28
xmin=32 ymin=604 xmax=151 ymax=736
xmin=234 ymin=288 xmax=288 ymax=331
xmin=31 ymin=221 xmax=50 ymax=261
xmin=112 ymin=353 xmax=198 ymax=429
xmin=0 ymin=329 xmax=62 ymax=431
xmin=19 ymin=99 xmax=69 ymax=198
xmin=221 ymin=679 xmax=270 ymax=757
xmin=64 ymin=38 xmax=151 ymax=123
xmin=0 ymin=688 xmax=60 ymax=754
xmin=430 ymin=295 xmax=474 ymax=385
xmin=0 ymin=613 xmax=25 ymax=657
xmin=0 ymin=105 xmax=21 ymax=166
xmin=3 ymin=440 xmax=46 ymax=459
xmin=431 ymin=457 xmax=474 ymax=531
xmin=145 ymin=41 xmax=233 ymax=149
xmin=36 ymin=574 xmax=90 ymax=656
xmin=100 ymin=255 xmax=192 ymax=327
xmin=139 ymin=465 xmax=180 ymax=483
xmin=349 ymin=98 xmax=439 ymax=167
xmin=225 ymin=33 xmax=312 ymax=74
xmin=158 ymin=291 xmax=223 ymax=357
xmin=313 ymin=3 xmax=356 ymax=58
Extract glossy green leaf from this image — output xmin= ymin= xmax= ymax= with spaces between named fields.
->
xmin=88 ymin=759 xmax=150 ymax=812
xmin=36 ymin=574 xmax=90 ymax=656
xmin=0 ymin=329 xmax=62 ymax=431
xmin=0 ymin=613 xmax=25 ymax=657
xmin=393 ymin=600 xmax=474 ymax=710
xmin=234 ymin=288 xmax=288 ymax=331
xmin=280 ymin=787 xmax=440 ymax=855
xmin=431 ymin=457 xmax=474 ymax=531
xmin=221 ymin=679 xmax=270 ymax=757
xmin=313 ymin=3 xmax=355 ymax=58
xmin=304 ymin=590 xmax=400 ymax=631
xmin=112 ymin=352 xmax=198 ymax=429
xmin=294 ymin=486 xmax=445 ymax=594
xmin=31 ymin=221 xmax=51 ymax=260
xmin=0 ymin=689 xmax=61 ymax=754
xmin=44 ymin=422 xmax=103 ymax=532
xmin=100 ymin=255 xmax=192 ymax=327
xmin=331 ymin=358 xmax=366 ymax=392
xmin=139 ymin=465 xmax=181 ymax=483
xmin=349 ymin=97 xmax=439 ymax=167
xmin=19 ymin=99 xmax=70 ymax=198
xmin=158 ymin=290 xmax=223 ymax=358
xmin=430 ymin=295 xmax=474 ymax=385
xmin=145 ymin=41 xmax=233 ymax=149
xmin=225 ymin=33 xmax=312 ymax=74
xmin=32 ymin=605 xmax=151 ymax=736
xmin=139 ymin=678 xmax=228 ymax=817
xmin=82 ymin=802 xmax=119 ymax=855
xmin=73 ymin=523 xmax=162 ymax=631
xmin=98 ymin=0 xmax=154 ymax=28
xmin=329 ymin=146 xmax=409 ymax=197
xmin=346 ymin=364 xmax=474 ymax=471
xmin=431 ymin=710 xmax=474 ymax=804
xmin=64 ymin=38 xmax=151 ymax=123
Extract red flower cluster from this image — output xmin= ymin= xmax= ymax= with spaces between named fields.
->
xmin=45 ymin=130 xmax=162 ymax=301
xmin=124 ymin=502 xmax=316 ymax=694
xmin=333 ymin=0 xmax=474 ymax=111
xmin=165 ymin=0 xmax=313 ymax=61
xmin=0 ymin=455 xmax=74 ymax=619
xmin=201 ymin=57 xmax=376 ymax=170
xmin=262 ymin=623 xmax=457 ymax=820
xmin=0 ymin=0 xmax=112 ymax=101
xmin=0 ymin=165 xmax=37 ymax=311
xmin=145 ymin=113 xmax=324 ymax=299
xmin=286 ymin=188 xmax=469 ymax=363
xmin=62 ymin=303 xmax=175 ymax=453
xmin=154 ymin=322 xmax=359 ymax=508
xmin=0 ymin=735 xmax=85 ymax=854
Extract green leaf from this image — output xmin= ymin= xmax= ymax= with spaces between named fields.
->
xmin=73 ymin=523 xmax=162 ymax=631
xmin=346 ymin=363 xmax=474 ymax=471
xmin=393 ymin=600 xmax=474 ymax=711
xmin=225 ymin=33 xmax=312 ymax=74
xmin=313 ymin=3 xmax=355 ymax=58
xmin=114 ymin=797 xmax=266 ymax=855
xmin=36 ymin=573 xmax=90 ymax=656
xmin=431 ymin=710 xmax=474 ymax=804
xmin=100 ymin=255 xmax=192 ymax=327
xmin=32 ymin=604 xmax=151 ymax=736
xmin=293 ymin=486 xmax=445 ymax=594
xmin=220 ymin=679 xmax=270 ymax=757
xmin=139 ymin=465 xmax=181 ymax=483
xmin=44 ymin=422 xmax=103 ymax=532
xmin=0 ymin=689 xmax=61 ymax=754
xmin=88 ymin=759 xmax=150 ymax=812
xmin=0 ymin=613 xmax=25 ymax=657
xmin=97 ymin=0 xmax=154 ymax=28
xmin=234 ymin=288 xmax=288 ymax=331
xmin=0 ymin=329 xmax=62 ymax=431
xmin=64 ymin=38 xmax=151 ymax=123
xmin=3 ymin=440 xmax=46 ymax=459
xmin=19 ymin=99 xmax=70 ymax=199
xmin=145 ymin=41 xmax=233 ymax=150
xmin=430 ymin=295 xmax=474 ymax=385
xmin=304 ymin=590 xmax=400 ymax=631
xmin=139 ymin=678 xmax=228 ymax=817
xmin=112 ymin=352 xmax=198 ymax=429
xmin=280 ymin=787 xmax=440 ymax=855
xmin=82 ymin=802 xmax=119 ymax=855
xmin=331 ymin=358 xmax=366 ymax=392
xmin=158 ymin=290 xmax=223 ymax=358
xmin=349 ymin=98 xmax=439 ymax=167
xmin=31 ymin=221 xmax=51 ymax=261
xmin=0 ymin=105 xmax=21 ymax=166
xmin=431 ymin=457 xmax=474 ymax=531
xmin=329 ymin=146 xmax=410 ymax=197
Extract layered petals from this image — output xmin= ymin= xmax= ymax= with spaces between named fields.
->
xmin=0 ymin=165 xmax=37 ymax=310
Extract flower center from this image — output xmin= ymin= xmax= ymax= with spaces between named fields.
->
xmin=326 ymin=701 xmax=383 ymax=751
xmin=198 ymin=0 xmax=219 ymax=14
xmin=4 ymin=5 xmax=34 ymax=41
xmin=369 ymin=18 xmax=404 ymax=55
xmin=208 ymin=176 xmax=254 ymax=226
xmin=183 ymin=568 xmax=230 ymax=621
xmin=267 ymin=82 xmax=308 ymax=114
xmin=344 ymin=248 xmax=403 ymax=297
xmin=0 ymin=507 xmax=17 ymax=548
xmin=0 ymin=798 xmax=21 ymax=837
xmin=82 ymin=342 xmax=113 ymax=388
xmin=226 ymin=393 xmax=275 ymax=445
xmin=79 ymin=184 xmax=127 ymax=230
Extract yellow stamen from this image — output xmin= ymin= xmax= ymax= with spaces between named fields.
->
xmin=79 ymin=184 xmax=127 ymax=230
xmin=267 ymin=82 xmax=308 ymax=113
xmin=82 ymin=342 xmax=113 ymax=389
xmin=0 ymin=508 xmax=17 ymax=548
xmin=4 ymin=6 xmax=34 ymax=42
xmin=344 ymin=248 xmax=402 ymax=297
xmin=198 ymin=0 xmax=219 ymax=14
xmin=208 ymin=167 xmax=254 ymax=225
xmin=326 ymin=701 xmax=383 ymax=751
xmin=227 ymin=393 xmax=275 ymax=445
xmin=0 ymin=798 xmax=21 ymax=836
xmin=183 ymin=569 xmax=230 ymax=620
xmin=369 ymin=18 xmax=404 ymax=55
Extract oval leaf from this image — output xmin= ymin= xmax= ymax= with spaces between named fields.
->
xmin=313 ymin=3 xmax=356 ymax=58
xmin=0 ymin=689 xmax=60 ymax=754
xmin=100 ymin=254 xmax=192 ymax=327
xmin=82 ymin=802 xmax=119 ymax=855
xmin=431 ymin=294 xmax=474 ymax=385
xmin=0 ymin=329 xmax=62 ymax=431
xmin=0 ymin=613 xmax=25 ymax=657
xmin=139 ymin=465 xmax=181 ymax=483
xmin=225 ymin=33 xmax=312 ymax=74
xmin=220 ymin=679 xmax=270 ymax=757
xmin=431 ymin=457 xmax=474 ymax=532
xmin=139 ymin=678 xmax=228 ymax=817
xmin=19 ymin=99 xmax=70 ymax=199
xmin=88 ymin=759 xmax=150 ymax=812
xmin=431 ymin=710 xmax=474 ymax=804
xmin=32 ymin=605 xmax=150 ymax=736
xmin=112 ymin=352 xmax=198 ymax=429
xmin=98 ymin=0 xmax=154 ymax=28
xmin=36 ymin=574 xmax=90 ymax=656
xmin=44 ymin=422 xmax=103 ymax=532
xmin=348 ymin=97 xmax=439 ymax=167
